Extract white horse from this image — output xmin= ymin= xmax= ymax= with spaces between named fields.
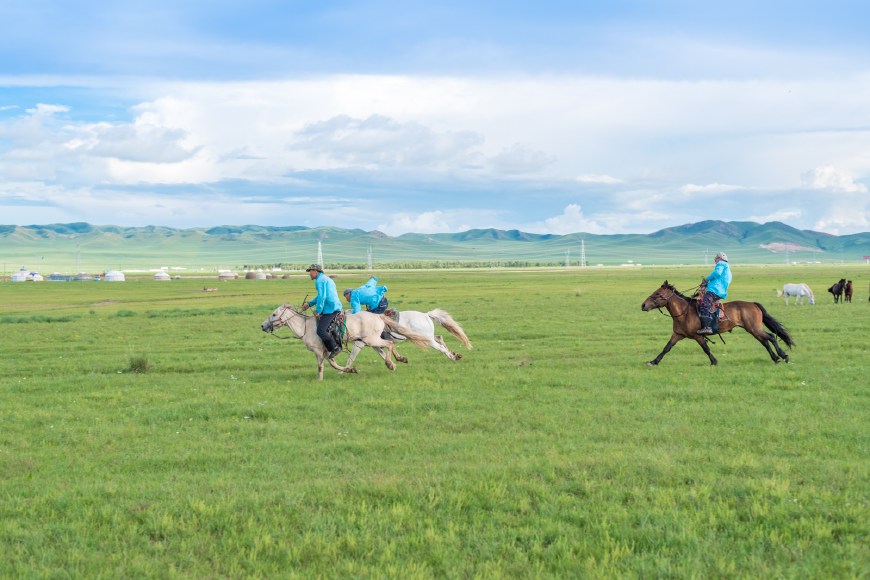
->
xmin=382 ymin=308 xmax=472 ymax=361
xmin=776 ymin=283 xmax=815 ymax=305
xmin=261 ymin=305 xmax=429 ymax=380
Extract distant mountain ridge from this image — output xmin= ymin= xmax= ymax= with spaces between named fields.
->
xmin=1 ymin=220 xmax=867 ymax=272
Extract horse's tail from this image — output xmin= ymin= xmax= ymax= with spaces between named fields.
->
xmin=380 ymin=316 xmax=430 ymax=350
xmin=426 ymin=309 xmax=473 ymax=349
xmin=755 ymin=302 xmax=795 ymax=349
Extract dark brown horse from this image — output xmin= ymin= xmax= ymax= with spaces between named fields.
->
xmin=828 ymin=278 xmax=846 ymax=303
xmin=641 ymin=280 xmax=794 ymax=366
xmin=844 ymin=280 xmax=853 ymax=302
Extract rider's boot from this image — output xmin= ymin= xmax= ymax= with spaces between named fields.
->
xmin=697 ymin=314 xmax=713 ymax=335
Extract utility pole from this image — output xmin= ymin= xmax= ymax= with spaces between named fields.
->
xmin=316 ymin=241 xmax=323 ymax=265
xmin=580 ymin=239 xmax=587 ymax=268
xmin=565 ymin=248 xmax=570 ymax=267
xmin=367 ymin=246 xmax=373 ymax=271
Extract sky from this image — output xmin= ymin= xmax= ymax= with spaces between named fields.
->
xmin=1 ymin=1 xmax=869 ymax=236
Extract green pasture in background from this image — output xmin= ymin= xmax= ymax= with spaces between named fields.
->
xmin=1 ymin=266 xmax=867 ymax=577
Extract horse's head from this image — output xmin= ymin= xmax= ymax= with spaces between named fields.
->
xmin=261 ymin=303 xmax=294 ymax=333
xmin=642 ymin=280 xmax=676 ymax=311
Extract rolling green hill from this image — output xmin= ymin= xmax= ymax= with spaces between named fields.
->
xmin=1 ymin=220 xmax=868 ymax=274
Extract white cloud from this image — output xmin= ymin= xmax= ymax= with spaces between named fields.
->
xmin=376 ymin=209 xmax=503 ymax=236
xmin=524 ymin=204 xmax=608 ymax=235
xmin=681 ymin=183 xmax=743 ymax=194
xmin=3 ymin=74 xmax=870 ymax=234
xmin=801 ymin=165 xmax=868 ymax=193
xmin=489 ymin=144 xmax=554 ymax=175
xmin=291 ymin=114 xmax=484 ymax=169
xmin=576 ymin=174 xmax=623 ymax=184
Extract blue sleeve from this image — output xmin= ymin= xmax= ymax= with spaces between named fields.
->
xmin=313 ymin=276 xmax=327 ymax=313
xmin=350 ymin=293 xmax=362 ymax=314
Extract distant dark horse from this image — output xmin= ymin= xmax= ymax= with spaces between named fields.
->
xmin=641 ymin=280 xmax=794 ymax=366
xmin=844 ymin=280 xmax=853 ymax=303
xmin=828 ymin=278 xmax=846 ymax=303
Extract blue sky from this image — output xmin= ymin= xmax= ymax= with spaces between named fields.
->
xmin=1 ymin=1 xmax=869 ymax=235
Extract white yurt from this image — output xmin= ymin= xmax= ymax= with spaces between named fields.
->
xmin=218 ymin=271 xmax=238 ymax=281
xmin=153 ymin=270 xmax=171 ymax=281
xmin=104 ymin=270 xmax=126 ymax=282
xmin=11 ymin=268 xmax=30 ymax=282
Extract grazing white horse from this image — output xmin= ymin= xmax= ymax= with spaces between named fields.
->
xmin=382 ymin=308 xmax=472 ymax=361
xmin=776 ymin=283 xmax=815 ymax=305
xmin=261 ymin=304 xmax=429 ymax=380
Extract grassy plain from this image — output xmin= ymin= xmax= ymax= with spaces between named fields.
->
xmin=1 ymin=266 xmax=867 ymax=577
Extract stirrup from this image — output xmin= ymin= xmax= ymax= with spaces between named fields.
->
xmin=697 ymin=327 xmax=713 ymax=335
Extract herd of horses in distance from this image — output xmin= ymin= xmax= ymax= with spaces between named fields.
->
xmin=262 ymin=276 xmax=865 ymax=377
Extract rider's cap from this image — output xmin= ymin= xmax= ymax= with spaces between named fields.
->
xmin=343 ymin=288 xmax=352 ymax=296
xmin=715 ymin=251 xmax=728 ymax=262
xmin=305 ymin=263 xmax=323 ymax=272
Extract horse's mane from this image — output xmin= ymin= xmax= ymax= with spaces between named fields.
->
xmin=663 ymin=283 xmax=698 ymax=304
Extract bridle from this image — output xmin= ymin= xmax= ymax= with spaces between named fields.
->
xmin=652 ymin=285 xmax=697 ymax=319
xmin=267 ymin=304 xmax=310 ymax=339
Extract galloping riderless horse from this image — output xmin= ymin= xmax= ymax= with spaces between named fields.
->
xmin=641 ymin=280 xmax=794 ymax=366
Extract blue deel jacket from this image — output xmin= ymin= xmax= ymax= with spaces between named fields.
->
xmin=348 ymin=277 xmax=388 ymax=314
xmin=307 ymin=272 xmax=342 ymax=315
xmin=705 ymin=260 xmax=732 ymax=299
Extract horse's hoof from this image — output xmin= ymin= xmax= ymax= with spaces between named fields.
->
xmin=397 ymin=357 xmax=408 ymax=364
xmin=454 ymin=353 xmax=462 ymax=361
xmin=646 ymin=361 xmax=656 ymax=366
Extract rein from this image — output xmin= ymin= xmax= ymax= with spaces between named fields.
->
xmin=654 ymin=285 xmax=698 ymax=319
xmin=268 ymin=305 xmax=310 ymax=340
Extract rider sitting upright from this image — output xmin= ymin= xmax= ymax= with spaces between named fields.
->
xmin=698 ymin=251 xmax=732 ymax=335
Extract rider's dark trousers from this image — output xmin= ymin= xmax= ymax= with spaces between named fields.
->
xmin=369 ymin=297 xmax=388 ymax=315
xmin=316 ymin=311 xmax=339 ymax=351
xmin=699 ymin=292 xmax=720 ymax=328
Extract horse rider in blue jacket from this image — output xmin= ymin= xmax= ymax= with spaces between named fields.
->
xmin=698 ymin=251 xmax=732 ymax=335
xmin=344 ymin=277 xmax=391 ymax=339
xmin=343 ymin=277 xmax=389 ymax=314
xmin=301 ymin=263 xmax=343 ymax=359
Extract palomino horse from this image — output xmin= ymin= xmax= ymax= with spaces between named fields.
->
xmin=641 ymin=280 xmax=794 ymax=366
xmin=776 ymin=283 xmax=814 ymax=305
xmin=261 ymin=305 xmax=429 ymax=380
xmin=382 ymin=308 xmax=473 ymax=361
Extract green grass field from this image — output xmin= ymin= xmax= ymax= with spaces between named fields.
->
xmin=1 ymin=266 xmax=867 ymax=577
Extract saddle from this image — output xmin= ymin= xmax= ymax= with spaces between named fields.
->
xmin=383 ymin=308 xmax=399 ymax=321
xmin=327 ymin=311 xmax=347 ymax=348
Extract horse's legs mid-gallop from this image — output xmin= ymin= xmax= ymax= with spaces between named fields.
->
xmin=343 ymin=339 xmax=395 ymax=372
xmin=314 ymin=351 xmax=326 ymax=380
xmin=433 ymin=335 xmax=460 ymax=361
xmin=386 ymin=341 xmax=408 ymax=364
xmin=747 ymin=330 xmax=788 ymax=363
xmin=693 ymin=337 xmax=718 ymax=365
xmin=647 ymin=333 xmax=718 ymax=366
